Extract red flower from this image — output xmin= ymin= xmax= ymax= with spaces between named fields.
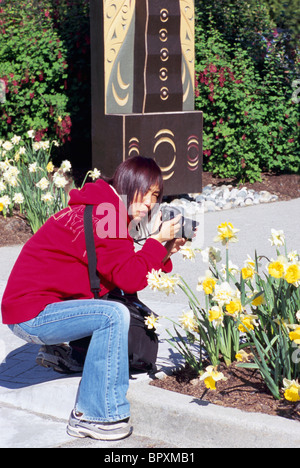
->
xmin=242 ymin=134 xmax=246 ymax=140
xmin=209 ymin=63 xmax=217 ymax=73
xmin=30 ymin=92 xmax=35 ymax=99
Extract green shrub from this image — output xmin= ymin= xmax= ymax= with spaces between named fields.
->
xmin=195 ymin=2 xmax=300 ymax=182
xmin=0 ymin=0 xmax=90 ymax=148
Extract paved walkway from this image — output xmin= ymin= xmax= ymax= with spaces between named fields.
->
xmin=0 ymin=198 xmax=300 ymax=448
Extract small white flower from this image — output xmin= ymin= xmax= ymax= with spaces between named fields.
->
xmin=40 ymin=141 xmax=50 ymax=151
xmin=54 ymin=174 xmax=68 ymax=188
xmin=60 ymin=160 xmax=72 ymax=173
xmin=32 ymin=142 xmax=42 ymax=152
xmin=144 ymin=314 xmax=160 ymax=330
xmin=89 ymin=168 xmax=101 ymax=180
xmin=13 ymin=193 xmax=24 ymax=204
xmin=180 ymin=241 xmax=196 ymax=261
xmin=212 ymin=281 xmax=238 ymax=306
xmin=36 ymin=177 xmax=50 ymax=190
xmin=41 ymin=192 xmax=54 ymax=203
xmin=269 ymin=228 xmax=285 ymax=247
xmin=178 ymin=309 xmax=198 ymax=333
xmin=0 ymin=195 xmax=11 ymax=209
xmin=2 ymin=141 xmax=13 ymax=152
xmin=29 ymin=162 xmax=38 ymax=173
xmin=11 ymin=135 xmax=21 ymax=145
xmin=288 ymin=250 xmax=299 ymax=262
xmin=27 ymin=130 xmax=35 ymax=139
xmin=201 ymin=246 xmax=222 ymax=264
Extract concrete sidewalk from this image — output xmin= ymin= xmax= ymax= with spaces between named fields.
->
xmin=0 ymin=199 xmax=300 ymax=448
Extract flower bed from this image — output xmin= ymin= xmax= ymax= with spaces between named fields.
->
xmin=146 ymin=223 xmax=300 ymax=409
xmin=0 ymin=131 xmax=100 ymax=233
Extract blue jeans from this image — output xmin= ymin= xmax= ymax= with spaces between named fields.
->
xmin=10 ymin=299 xmax=131 ymax=423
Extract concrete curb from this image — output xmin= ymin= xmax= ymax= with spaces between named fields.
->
xmin=129 ymin=380 xmax=300 ymax=448
xmin=0 ymin=371 xmax=299 ymax=448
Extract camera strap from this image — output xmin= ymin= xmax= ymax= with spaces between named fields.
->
xmin=84 ymin=204 xmax=101 ymax=299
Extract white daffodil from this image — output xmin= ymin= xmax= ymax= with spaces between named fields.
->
xmin=268 ymin=228 xmax=285 ymax=247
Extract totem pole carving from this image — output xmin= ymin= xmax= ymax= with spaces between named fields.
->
xmin=90 ymin=0 xmax=203 ymax=194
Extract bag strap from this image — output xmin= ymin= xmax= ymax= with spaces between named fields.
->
xmin=84 ymin=204 xmax=101 ymax=299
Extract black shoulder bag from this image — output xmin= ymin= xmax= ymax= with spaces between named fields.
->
xmin=84 ymin=204 xmax=159 ymax=374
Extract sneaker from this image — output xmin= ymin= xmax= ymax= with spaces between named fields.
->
xmin=67 ymin=410 xmax=133 ymax=441
xmin=36 ymin=344 xmax=84 ymax=374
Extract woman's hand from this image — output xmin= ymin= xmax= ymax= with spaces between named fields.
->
xmin=163 ymin=238 xmax=186 ymax=263
xmin=150 ymin=213 xmax=182 ymax=244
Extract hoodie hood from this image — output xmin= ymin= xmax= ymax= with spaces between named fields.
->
xmin=68 ymin=179 xmax=121 ymax=207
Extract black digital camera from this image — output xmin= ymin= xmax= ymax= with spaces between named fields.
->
xmin=160 ymin=205 xmax=199 ymax=240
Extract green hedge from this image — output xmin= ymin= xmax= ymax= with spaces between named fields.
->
xmin=195 ymin=0 xmax=300 ymax=181
xmin=0 ymin=0 xmax=90 ymax=148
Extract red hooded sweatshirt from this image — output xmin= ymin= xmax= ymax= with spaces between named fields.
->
xmin=1 ymin=180 xmax=172 ymax=325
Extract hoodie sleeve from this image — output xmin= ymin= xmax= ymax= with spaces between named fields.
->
xmin=95 ymin=236 xmax=173 ymax=294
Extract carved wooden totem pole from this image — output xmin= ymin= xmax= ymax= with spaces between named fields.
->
xmin=90 ymin=0 xmax=203 ymax=195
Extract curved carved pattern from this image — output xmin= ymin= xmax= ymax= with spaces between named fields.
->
xmin=128 ymin=137 xmax=140 ymax=157
xmin=180 ymin=0 xmax=195 ymax=109
xmin=153 ymin=129 xmax=177 ymax=181
xmin=104 ymin=0 xmax=136 ymax=112
xmin=187 ymin=135 xmax=200 ymax=172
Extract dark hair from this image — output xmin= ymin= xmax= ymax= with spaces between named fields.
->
xmin=111 ymin=156 xmax=163 ymax=209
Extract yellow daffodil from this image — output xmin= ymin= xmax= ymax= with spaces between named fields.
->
xmin=250 ymin=291 xmax=265 ymax=307
xmin=0 ymin=202 xmax=3 ymax=212
xmin=197 ymin=271 xmax=217 ymax=295
xmin=288 ymin=325 xmax=300 ymax=344
xmin=46 ymin=161 xmax=54 ymax=173
xmin=238 ymin=314 xmax=259 ymax=333
xmin=212 ymin=281 xmax=238 ymax=306
xmin=282 ymin=379 xmax=300 ymax=402
xmin=225 ymin=298 xmax=243 ymax=316
xmin=235 ymin=349 xmax=254 ymax=363
xmin=214 ymin=222 xmax=239 ymax=246
xmin=208 ymin=306 xmax=224 ymax=326
xmin=200 ymin=366 xmax=227 ymax=390
xmin=241 ymin=266 xmax=255 ymax=280
xmin=268 ymin=260 xmax=285 ymax=279
xmin=285 ymin=264 xmax=300 ymax=285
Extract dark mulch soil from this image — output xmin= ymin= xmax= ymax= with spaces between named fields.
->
xmin=151 ymin=363 xmax=300 ymax=422
xmin=0 ymin=211 xmax=33 ymax=247
xmin=202 ymin=171 xmax=300 ymax=202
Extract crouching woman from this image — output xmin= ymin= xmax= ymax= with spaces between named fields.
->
xmin=1 ymin=156 xmax=183 ymax=441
